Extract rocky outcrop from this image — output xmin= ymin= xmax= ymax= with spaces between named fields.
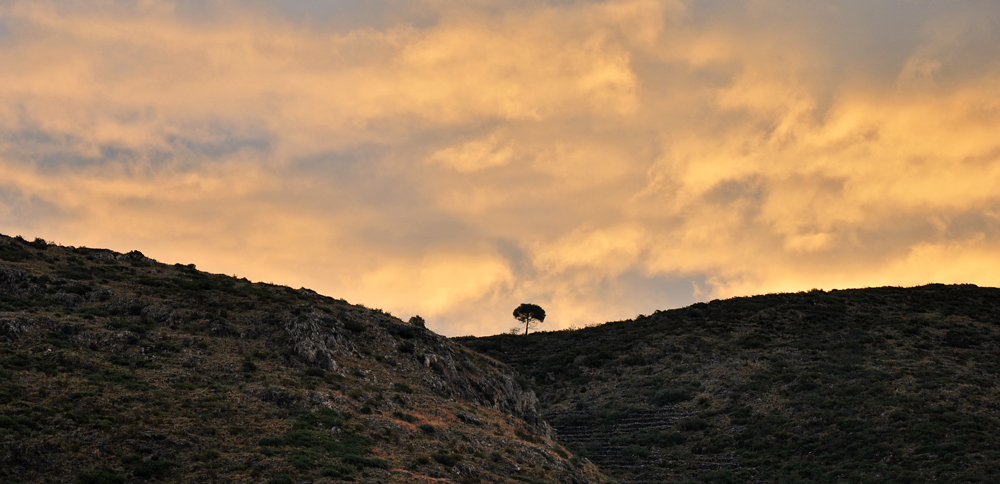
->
xmin=416 ymin=346 xmax=548 ymax=433
xmin=280 ymin=305 xmax=548 ymax=432
xmin=283 ymin=310 xmax=352 ymax=370
xmin=0 ymin=264 xmax=30 ymax=292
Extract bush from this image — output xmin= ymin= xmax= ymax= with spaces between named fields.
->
xmin=321 ymin=464 xmax=354 ymax=478
xmin=409 ymin=315 xmax=426 ymax=328
xmin=0 ymin=243 xmax=31 ymax=262
xmin=342 ymin=455 xmax=389 ymax=469
xmin=944 ymin=329 xmax=977 ymax=348
xmin=132 ymin=459 xmax=175 ymax=479
xmin=199 ymin=450 xmax=220 ymax=461
xmin=678 ymin=418 xmax=711 ymax=431
xmin=76 ymin=470 xmax=125 ymax=484
xmin=622 ymin=444 xmax=650 ymax=459
xmin=650 ymin=388 xmax=694 ymax=406
xmin=390 ymin=324 xmax=417 ymax=339
xmin=393 ymin=411 xmax=418 ymax=423
xmin=268 ymin=474 xmax=293 ymax=484
xmin=28 ymin=237 xmax=49 ymax=250
xmin=432 ymin=452 xmax=463 ymax=466
xmin=304 ymin=367 xmax=325 ymax=378
xmin=419 ymin=423 xmax=436 ymax=434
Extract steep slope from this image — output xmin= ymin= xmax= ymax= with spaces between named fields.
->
xmin=460 ymin=285 xmax=1000 ymax=483
xmin=0 ymin=234 xmax=605 ymax=483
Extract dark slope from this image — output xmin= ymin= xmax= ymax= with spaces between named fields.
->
xmin=459 ymin=285 xmax=1000 ymax=483
xmin=0 ymin=234 xmax=606 ymax=484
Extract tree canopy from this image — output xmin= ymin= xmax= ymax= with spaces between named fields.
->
xmin=513 ymin=303 xmax=546 ymax=335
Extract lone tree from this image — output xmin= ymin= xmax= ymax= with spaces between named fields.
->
xmin=513 ymin=303 xmax=546 ymax=335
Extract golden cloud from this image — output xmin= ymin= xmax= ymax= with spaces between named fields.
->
xmin=2 ymin=0 xmax=1000 ymax=335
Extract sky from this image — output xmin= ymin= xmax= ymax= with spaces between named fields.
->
xmin=2 ymin=0 xmax=1000 ymax=336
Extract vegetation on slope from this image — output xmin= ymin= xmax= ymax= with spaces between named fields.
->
xmin=460 ymin=285 xmax=1000 ymax=483
xmin=0 ymin=234 xmax=603 ymax=483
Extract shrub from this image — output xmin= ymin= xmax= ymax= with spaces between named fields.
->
xmin=63 ymin=283 xmax=91 ymax=295
xmin=132 ymin=459 xmax=175 ymax=479
xmin=28 ymin=237 xmax=49 ymax=250
xmin=321 ymin=464 xmax=354 ymax=478
xmin=199 ymin=450 xmax=220 ymax=461
xmin=76 ymin=470 xmax=125 ymax=484
xmin=650 ymin=388 xmax=694 ymax=406
xmin=409 ymin=315 xmax=426 ymax=328
xmin=678 ymin=418 xmax=711 ymax=432
xmin=622 ymin=444 xmax=650 ymax=459
xmin=56 ymin=266 xmax=94 ymax=281
xmin=268 ymin=474 xmax=293 ymax=484
xmin=393 ymin=411 xmax=418 ymax=423
xmin=730 ymin=406 xmax=753 ymax=425
xmin=516 ymin=429 xmax=541 ymax=443
xmin=388 ymin=324 xmax=417 ymax=339
xmin=0 ymin=243 xmax=31 ymax=262
xmin=432 ymin=452 xmax=463 ymax=466
xmin=342 ymin=455 xmax=389 ymax=469
xmin=944 ymin=329 xmax=977 ymax=348
xmin=290 ymin=450 xmax=318 ymax=469
xmin=419 ymin=423 xmax=436 ymax=434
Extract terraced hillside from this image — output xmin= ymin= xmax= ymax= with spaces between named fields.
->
xmin=460 ymin=285 xmax=1000 ymax=483
xmin=0 ymin=234 xmax=605 ymax=483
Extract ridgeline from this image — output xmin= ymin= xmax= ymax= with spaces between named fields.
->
xmin=460 ymin=284 xmax=1000 ymax=483
xmin=6 ymin=231 xmax=1000 ymax=483
xmin=0 ymin=234 xmax=603 ymax=483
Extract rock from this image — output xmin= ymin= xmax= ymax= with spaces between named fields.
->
xmin=283 ymin=309 xmax=349 ymax=370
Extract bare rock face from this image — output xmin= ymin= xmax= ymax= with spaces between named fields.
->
xmin=283 ymin=310 xmax=348 ymax=370
xmin=0 ymin=264 xmax=30 ymax=292
xmin=415 ymin=343 xmax=548 ymax=433
xmin=280 ymin=305 xmax=549 ymax=434
xmin=0 ymin=317 xmax=33 ymax=340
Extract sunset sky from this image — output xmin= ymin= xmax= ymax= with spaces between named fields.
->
xmin=2 ymin=1 xmax=1000 ymax=336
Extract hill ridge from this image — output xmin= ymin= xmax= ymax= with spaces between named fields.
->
xmin=0 ymin=233 xmax=604 ymax=483
xmin=460 ymin=283 xmax=1000 ymax=483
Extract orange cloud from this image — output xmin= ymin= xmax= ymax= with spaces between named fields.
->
xmin=2 ymin=0 xmax=1000 ymax=335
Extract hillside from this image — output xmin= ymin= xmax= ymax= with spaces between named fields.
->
xmin=0 ymin=234 xmax=605 ymax=484
xmin=460 ymin=285 xmax=1000 ymax=483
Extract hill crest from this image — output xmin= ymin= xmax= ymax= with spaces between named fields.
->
xmin=0 ymin=234 xmax=604 ymax=483
xmin=460 ymin=283 xmax=1000 ymax=483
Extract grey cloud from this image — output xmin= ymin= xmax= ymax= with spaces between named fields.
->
xmin=2 ymin=0 xmax=1000 ymax=335
xmin=0 ymin=184 xmax=72 ymax=229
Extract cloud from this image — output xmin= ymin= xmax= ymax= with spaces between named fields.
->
xmin=352 ymin=250 xmax=514 ymax=316
xmin=428 ymin=131 xmax=515 ymax=172
xmin=1 ymin=0 xmax=1000 ymax=335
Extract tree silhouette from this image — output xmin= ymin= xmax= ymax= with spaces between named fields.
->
xmin=513 ymin=303 xmax=546 ymax=335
